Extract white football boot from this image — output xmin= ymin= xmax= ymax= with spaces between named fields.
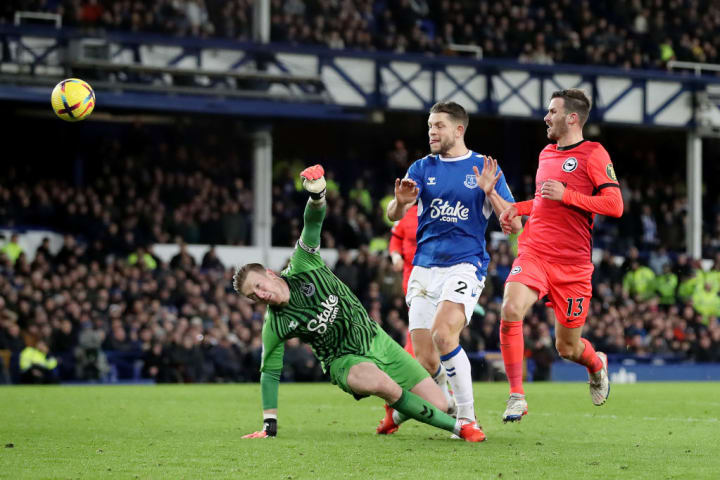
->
xmin=589 ymin=352 xmax=610 ymax=406
xmin=502 ymin=393 xmax=528 ymax=423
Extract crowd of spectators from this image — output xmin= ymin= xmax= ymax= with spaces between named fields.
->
xmin=5 ymin=1 xmax=720 ymax=69
xmin=2 ymin=219 xmax=720 ymax=385
xmin=1 ymin=119 xmax=720 ymax=385
xmin=1 ymin=122 xmax=254 ymax=250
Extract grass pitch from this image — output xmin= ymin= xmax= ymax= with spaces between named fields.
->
xmin=1 ymin=382 xmax=719 ymax=479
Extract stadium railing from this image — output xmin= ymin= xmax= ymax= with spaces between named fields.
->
xmin=2 ymin=24 xmax=720 ymax=125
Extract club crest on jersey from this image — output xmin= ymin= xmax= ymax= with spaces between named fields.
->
xmin=301 ymin=282 xmax=316 ymax=297
xmin=463 ymin=174 xmax=478 ymax=189
xmin=562 ymin=157 xmax=578 ymax=172
xmin=510 ymin=266 xmax=522 ymax=275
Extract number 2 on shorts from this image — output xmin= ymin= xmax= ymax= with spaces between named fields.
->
xmin=455 ymin=281 xmax=467 ymax=295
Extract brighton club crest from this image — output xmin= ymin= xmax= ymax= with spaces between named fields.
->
xmin=301 ymin=282 xmax=316 ymax=297
xmin=562 ymin=157 xmax=578 ymax=172
xmin=464 ymin=174 xmax=478 ymax=189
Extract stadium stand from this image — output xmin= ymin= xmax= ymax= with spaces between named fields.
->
xmin=4 ymin=0 xmax=720 ymax=68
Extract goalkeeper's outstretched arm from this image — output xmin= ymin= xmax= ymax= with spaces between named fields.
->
xmin=299 ymin=164 xmax=327 ymax=252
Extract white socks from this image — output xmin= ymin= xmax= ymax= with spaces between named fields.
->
xmin=432 ymin=364 xmax=456 ymax=412
xmin=440 ymin=345 xmax=475 ymax=421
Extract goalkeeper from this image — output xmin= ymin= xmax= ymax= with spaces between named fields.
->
xmin=234 ymin=164 xmax=485 ymax=442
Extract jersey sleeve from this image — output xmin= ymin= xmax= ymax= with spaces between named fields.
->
xmin=514 ymin=199 xmax=535 ymax=216
xmin=285 ymin=200 xmax=326 ymax=275
xmin=561 ymin=144 xmax=624 ymax=218
xmin=405 ymin=160 xmax=424 ymax=196
xmin=259 ymin=314 xmax=284 ymax=410
xmin=587 ymin=144 xmax=620 ymax=190
xmin=260 ymin=315 xmax=285 ymax=373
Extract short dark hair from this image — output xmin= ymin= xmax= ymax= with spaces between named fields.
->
xmin=233 ymin=263 xmax=265 ymax=294
xmin=429 ymin=101 xmax=469 ymax=130
xmin=551 ymin=89 xmax=591 ymax=126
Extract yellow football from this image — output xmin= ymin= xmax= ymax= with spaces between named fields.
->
xmin=51 ymin=78 xmax=96 ymax=122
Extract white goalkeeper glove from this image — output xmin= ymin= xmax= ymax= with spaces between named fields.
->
xmin=300 ymin=164 xmax=326 ymax=200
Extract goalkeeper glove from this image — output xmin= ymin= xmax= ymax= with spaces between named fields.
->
xmin=242 ymin=418 xmax=277 ymax=439
xmin=300 ymin=164 xmax=326 ymax=200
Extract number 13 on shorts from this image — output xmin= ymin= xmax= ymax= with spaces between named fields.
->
xmin=565 ymin=297 xmax=585 ymax=317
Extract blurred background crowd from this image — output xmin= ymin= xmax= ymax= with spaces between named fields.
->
xmin=3 ymin=0 xmax=720 ymax=69
xmin=1 ymin=116 xmax=720 ymax=385
xmin=2 ymin=0 xmax=720 ymax=385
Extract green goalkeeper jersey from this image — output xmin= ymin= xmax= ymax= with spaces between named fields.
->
xmin=260 ymin=201 xmax=380 ymax=377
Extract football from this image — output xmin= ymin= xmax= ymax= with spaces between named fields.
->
xmin=50 ymin=78 xmax=95 ymax=122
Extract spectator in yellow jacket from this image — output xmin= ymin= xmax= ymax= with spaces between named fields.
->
xmin=622 ymin=261 xmax=656 ymax=301
xmin=0 ymin=233 xmax=23 ymax=264
xmin=691 ymin=282 xmax=720 ymax=325
xmin=20 ymin=340 xmax=58 ymax=384
xmin=655 ymin=264 xmax=678 ymax=305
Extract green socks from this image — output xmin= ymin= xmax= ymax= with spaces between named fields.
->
xmin=389 ymin=390 xmax=456 ymax=433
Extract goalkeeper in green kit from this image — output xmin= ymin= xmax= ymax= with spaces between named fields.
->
xmin=234 ymin=164 xmax=486 ymax=442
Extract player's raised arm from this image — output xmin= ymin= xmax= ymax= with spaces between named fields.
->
xmin=473 ymin=156 xmax=523 ymax=234
xmin=298 ymin=164 xmax=328 ymax=251
xmin=387 ymin=178 xmax=419 ymax=221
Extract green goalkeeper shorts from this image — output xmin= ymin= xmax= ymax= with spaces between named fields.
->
xmin=329 ymin=330 xmax=429 ymax=400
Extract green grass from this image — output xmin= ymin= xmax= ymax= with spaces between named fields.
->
xmin=1 ymin=382 xmax=719 ymax=479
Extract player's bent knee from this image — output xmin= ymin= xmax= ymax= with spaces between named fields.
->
xmin=351 ymin=376 xmax=383 ymax=397
xmin=431 ymin=313 xmax=462 ymax=352
xmin=347 ymin=363 xmax=401 ymax=400
xmin=501 ymin=301 xmax=524 ymax=321
xmin=430 ymin=326 xmax=455 ymax=354
xmin=346 ymin=363 xmax=378 ymax=395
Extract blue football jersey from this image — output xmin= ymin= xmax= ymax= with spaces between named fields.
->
xmin=406 ymin=150 xmax=515 ymax=278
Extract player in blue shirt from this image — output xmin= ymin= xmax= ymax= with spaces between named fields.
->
xmin=383 ymin=102 xmax=521 ymax=434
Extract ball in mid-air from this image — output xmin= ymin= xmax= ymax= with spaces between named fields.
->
xmin=51 ymin=78 xmax=96 ymax=122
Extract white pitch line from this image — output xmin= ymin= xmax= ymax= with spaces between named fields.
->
xmin=480 ymin=410 xmax=720 ymax=423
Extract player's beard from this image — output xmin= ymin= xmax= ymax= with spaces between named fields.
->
xmin=433 ymin=137 xmax=455 ymax=156
xmin=547 ymin=119 xmax=568 ymax=141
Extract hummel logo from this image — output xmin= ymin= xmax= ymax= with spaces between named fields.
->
xmin=288 ymin=320 xmax=298 ymax=329
xmin=427 ymin=177 xmax=437 ymax=185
